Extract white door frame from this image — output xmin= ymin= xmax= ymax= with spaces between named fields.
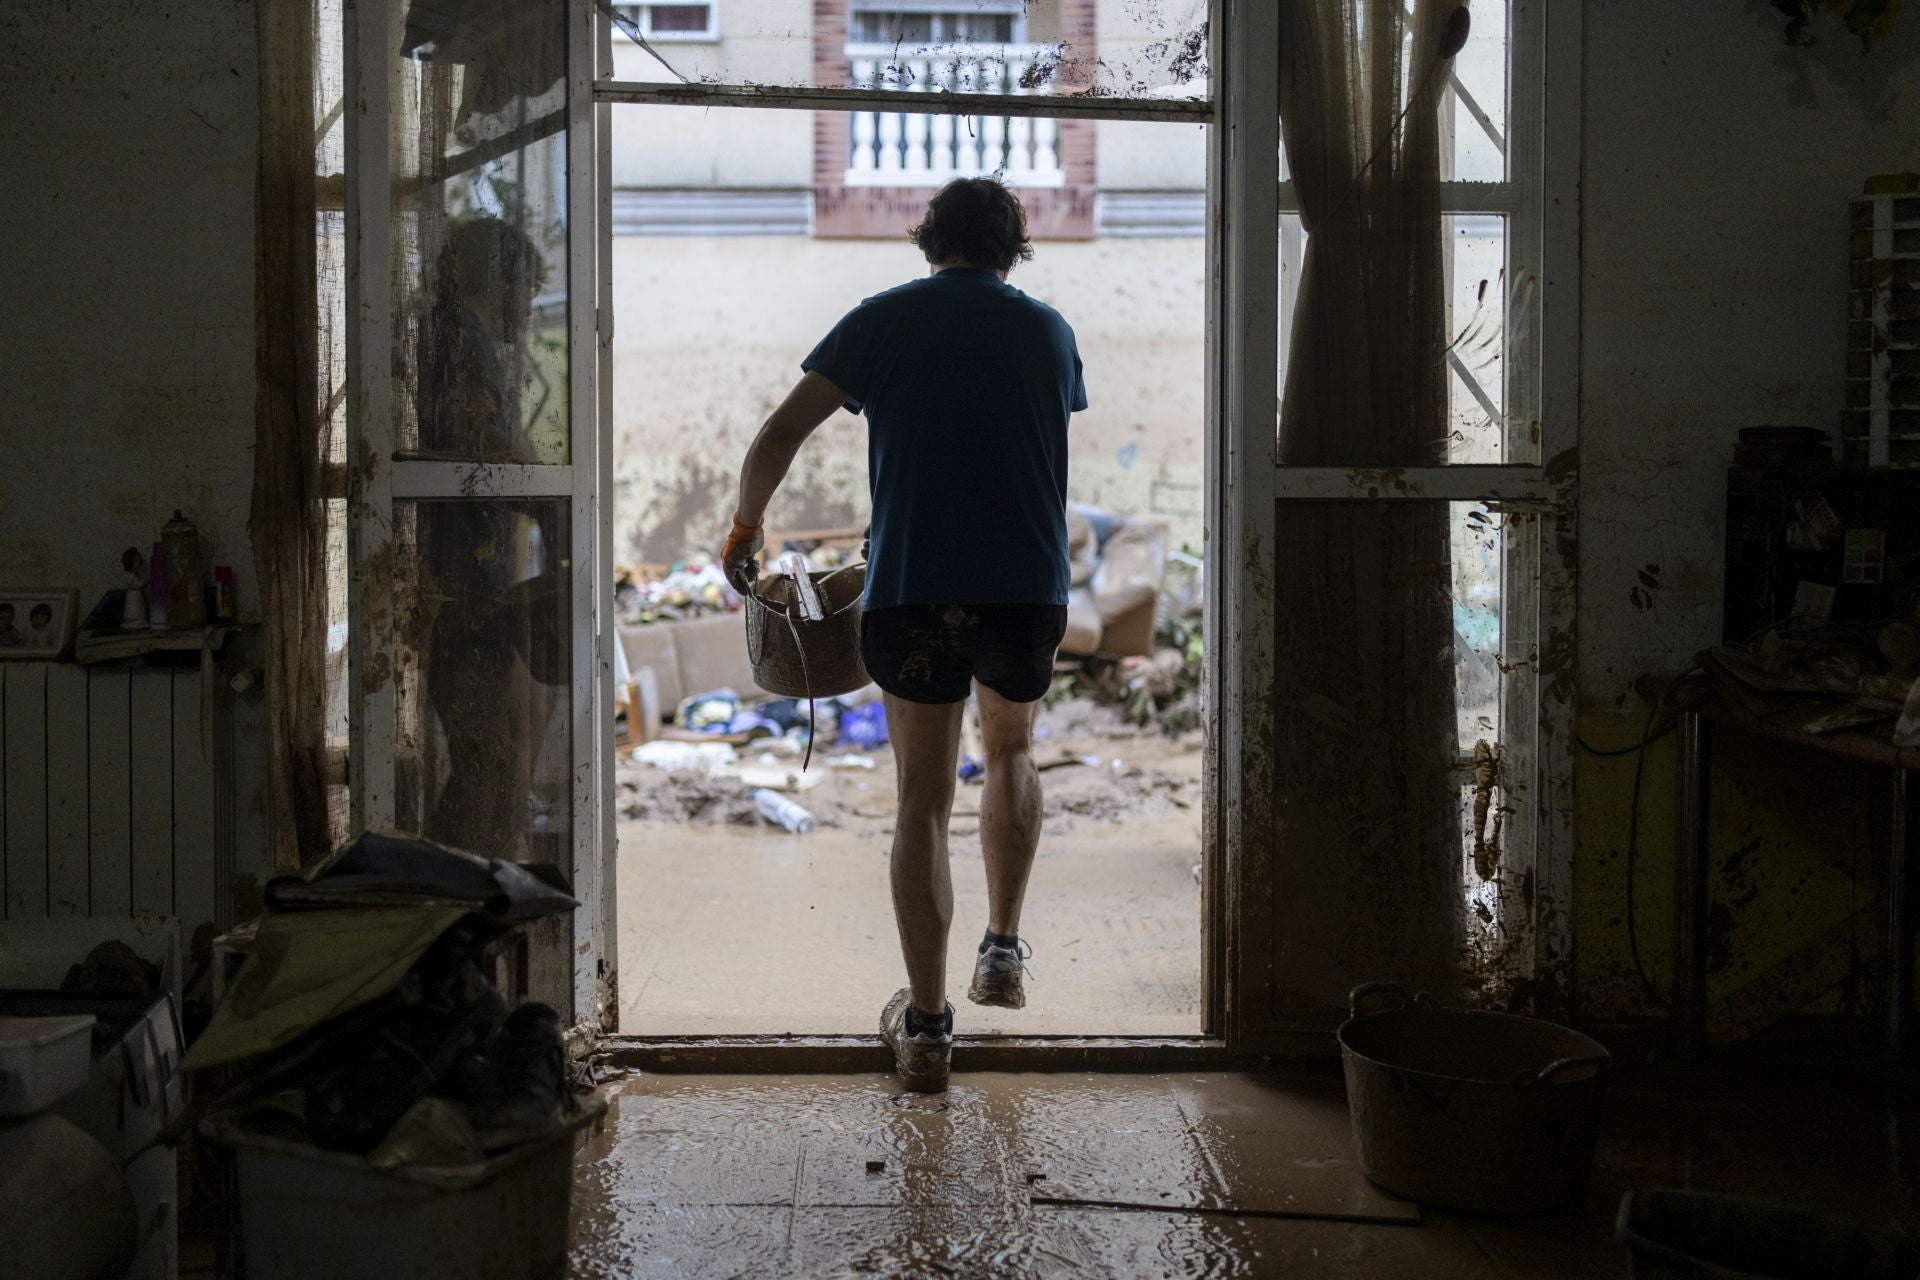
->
xmin=345 ymin=0 xmax=611 ymax=1025
xmin=566 ymin=0 xmax=1579 ymax=1045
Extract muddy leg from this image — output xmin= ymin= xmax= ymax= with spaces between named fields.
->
xmin=975 ymin=681 xmax=1042 ymax=937
xmin=885 ymin=692 xmax=964 ymax=1015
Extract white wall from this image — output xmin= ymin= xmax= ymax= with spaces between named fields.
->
xmin=0 ymin=0 xmax=269 ymax=900
xmin=1578 ymin=1 xmax=1920 ymax=708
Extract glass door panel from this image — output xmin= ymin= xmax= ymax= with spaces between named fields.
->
xmin=390 ymin=499 xmax=575 ymax=863
xmin=392 ymin=0 xmax=571 ymax=464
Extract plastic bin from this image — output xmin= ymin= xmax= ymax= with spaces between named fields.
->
xmin=1617 ymin=1189 xmax=1920 ymax=1279
xmin=204 ymin=1098 xmax=605 ymax=1280
xmin=0 ymin=1014 xmax=95 ymax=1117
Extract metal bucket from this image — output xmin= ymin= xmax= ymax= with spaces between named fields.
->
xmin=1338 ymin=981 xmax=1611 ymax=1214
xmin=743 ymin=562 xmax=868 ymax=699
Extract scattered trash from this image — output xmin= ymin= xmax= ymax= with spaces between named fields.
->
xmin=614 ymin=560 xmax=740 ymax=625
xmin=957 ymin=755 xmax=985 ymax=783
xmin=736 ymin=764 xmax=822 ymax=793
xmin=753 ymin=789 xmax=817 ymax=834
xmin=828 ymin=754 xmax=876 ymax=769
xmin=632 ymin=740 xmax=737 ymax=775
xmin=725 ymin=710 xmax=783 ymax=740
xmin=677 ymin=689 xmax=740 ymax=733
xmin=838 ymin=701 xmax=889 ymax=750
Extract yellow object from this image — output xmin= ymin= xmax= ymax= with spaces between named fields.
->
xmin=182 ymin=904 xmax=469 ymax=1071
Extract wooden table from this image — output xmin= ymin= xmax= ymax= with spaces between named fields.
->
xmin=1675 ymin=700 xmax=1918 ymax=1060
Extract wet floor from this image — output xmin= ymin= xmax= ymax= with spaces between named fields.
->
xmin=569 ymin=1050 xmax=1920 ymax=1277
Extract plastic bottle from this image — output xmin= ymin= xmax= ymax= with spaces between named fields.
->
xmin=753 ymin=788 xmax=816 ymax=834
xmin=161 ymin=510 xmax=207 ymax=629
xmin=212 ymin=566 xmax=236 ymax=623
xmin=147 ymin=544 xmax=169 ymax=630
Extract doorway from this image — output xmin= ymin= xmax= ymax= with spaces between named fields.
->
xmin=605 ymin=101 xmax=1214 ymax=1036
xmin=332 ymin=0 xmax=1577 ymax=1049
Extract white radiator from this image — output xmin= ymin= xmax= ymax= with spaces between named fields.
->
xmin=1 ymin=664 xmax=232 ymax=935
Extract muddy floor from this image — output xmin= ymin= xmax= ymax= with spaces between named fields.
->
xmin=569 ymin=1046 xmax=1920 ymax=1278
xmin=616 ymin=699 xmax=1204 ymax=1036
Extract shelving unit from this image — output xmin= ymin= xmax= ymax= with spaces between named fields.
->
xmin=1846 ymin=189 xmax=1920 ymax=466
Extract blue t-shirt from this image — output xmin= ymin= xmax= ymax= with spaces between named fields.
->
xmin=802 ymin=268 xmax=1088 ymax=610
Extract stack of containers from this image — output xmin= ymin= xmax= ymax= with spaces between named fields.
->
xmin=1846 ymin=181 xmax=1920 ymax=466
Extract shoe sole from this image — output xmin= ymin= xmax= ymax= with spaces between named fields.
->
xmin=881 ymin=989 xmax=951 ymax=1092
xmin=967 ymin=973 xmax=1026 ymax=1010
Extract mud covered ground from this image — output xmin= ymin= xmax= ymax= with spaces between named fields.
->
xmin=615 ymin=699 xmax=1205 ymax=1036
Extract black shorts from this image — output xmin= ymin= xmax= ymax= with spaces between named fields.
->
xmin=860 ymin=603 xmax=1068 ymax=705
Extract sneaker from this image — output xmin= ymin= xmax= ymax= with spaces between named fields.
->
xmin=968 ymin=939 xmax=1031 ymax=1010
xmin=879 ymin=989 xmax=952 ymax=1093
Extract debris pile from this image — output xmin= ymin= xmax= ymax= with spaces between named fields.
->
xmin=614 ymin=559 xmax=740 ymax=625
xmin=186 ymin=832 xmax=598 ymax=1168
xmin=1049 ymin=611 xmax=1205 ymax=737
xmin=1699 ymin=617 xmax=1920 ymax=744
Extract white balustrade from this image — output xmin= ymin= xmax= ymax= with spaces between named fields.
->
xmin=851 ymin=110 xmax=878 ymax=173
xmin=980 ymin=113 xmax=1007 ymax=175
xmin=904 ymin=101 xmax=930 ymax=173
xmin=1007 ymin=114 xmax=1033 ymax=175
xmin=877 ymin=110 xmax=903 ymax=172
xmin=1033 ymin=116 xmax=1060 ymax=174
xmin=841 ymin=42 xmax=1068 ymax=188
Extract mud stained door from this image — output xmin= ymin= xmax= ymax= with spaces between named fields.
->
xmin=1238 ymin=0 xmax=1580 ymax=1042
xmin=346 ymin=0 xmax=610 ymax=1023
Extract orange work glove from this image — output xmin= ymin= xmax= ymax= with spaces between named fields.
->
xmin=721 ymin=516 xmax=763 ymax=591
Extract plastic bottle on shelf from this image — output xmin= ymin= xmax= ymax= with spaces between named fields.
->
xmin=161 ymin=510 xmax=207 ymax=629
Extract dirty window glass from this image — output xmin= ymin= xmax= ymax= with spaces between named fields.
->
xmin=391 ymin=499 xmax=574 ymax=863
xmin=1271 ymin=498 xmax=1514 ymax=1005
xmin=607 ymin=0 xmax=1212 ymax=101
xmin=1275 ymin=0 xmax=1528 ymax=465
xmin=316 ymin=0 xmax=354 ymax=845
xmin=1275 ymin=214 xmax=1524 ymax=465
xmin=1445 ymin=0 xmax=1508 ymax=183
xmin=392 ymin=0 xmax=570 ymax=464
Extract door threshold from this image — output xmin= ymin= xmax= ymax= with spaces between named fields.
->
xmin=594 ymin=1034 xmax=1236 ymax=1073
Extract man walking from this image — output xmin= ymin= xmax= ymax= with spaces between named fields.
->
xmin=722 ymin=178 xmax=1086 ymax=1092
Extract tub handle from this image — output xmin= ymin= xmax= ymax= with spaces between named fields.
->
xmin=1348 ymin=982 xmax=1412 ymax=1017
xmin=1524 ymin=1054 xmax=1612 ymax=1086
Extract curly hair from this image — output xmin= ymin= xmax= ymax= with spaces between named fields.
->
xmin=907 ymin=178 xmax=1034 ymax=274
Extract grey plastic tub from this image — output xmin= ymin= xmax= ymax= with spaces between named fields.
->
xmin=1339 ymin=982 xmax=1611 ymax=1214
xmin=205 ymin=1099 xmax=605 ymax=1280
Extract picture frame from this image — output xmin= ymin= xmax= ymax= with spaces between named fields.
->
xmin=0 ymin=589 xmax=80 ymax=661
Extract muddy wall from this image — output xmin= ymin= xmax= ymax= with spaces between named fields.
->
xmin=609 ymin=233 xmax=1209 ymax=565
xmin=0 ymin=1 xmax=270 ymax=907
xmin=1575 ymin=2 xmax=1920 ymax=1022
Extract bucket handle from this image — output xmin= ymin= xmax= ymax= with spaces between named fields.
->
xmin=1348 ymin=981 xmax=1414 ymax=1017
xmin=744 ymin=562 xmax=866 ymax=621
xmin=1521 ymin=1054 xmax=1611 ymax=1086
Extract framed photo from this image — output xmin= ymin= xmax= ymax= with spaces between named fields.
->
xmin=0 ymin=589 xmax=79 ymax=660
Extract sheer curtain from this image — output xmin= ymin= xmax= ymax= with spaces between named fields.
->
xmin=253 ymin=0 xmax=333 ymax=867
xmin=1271 ymin=0 xmax=1469 ymax=1023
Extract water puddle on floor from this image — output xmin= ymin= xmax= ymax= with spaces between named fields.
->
xmin=567 ymin=1071 xmax=1412 ymax=1278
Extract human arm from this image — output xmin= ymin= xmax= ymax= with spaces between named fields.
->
xmin=721 ymin=369 xmax=851 ymax=585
